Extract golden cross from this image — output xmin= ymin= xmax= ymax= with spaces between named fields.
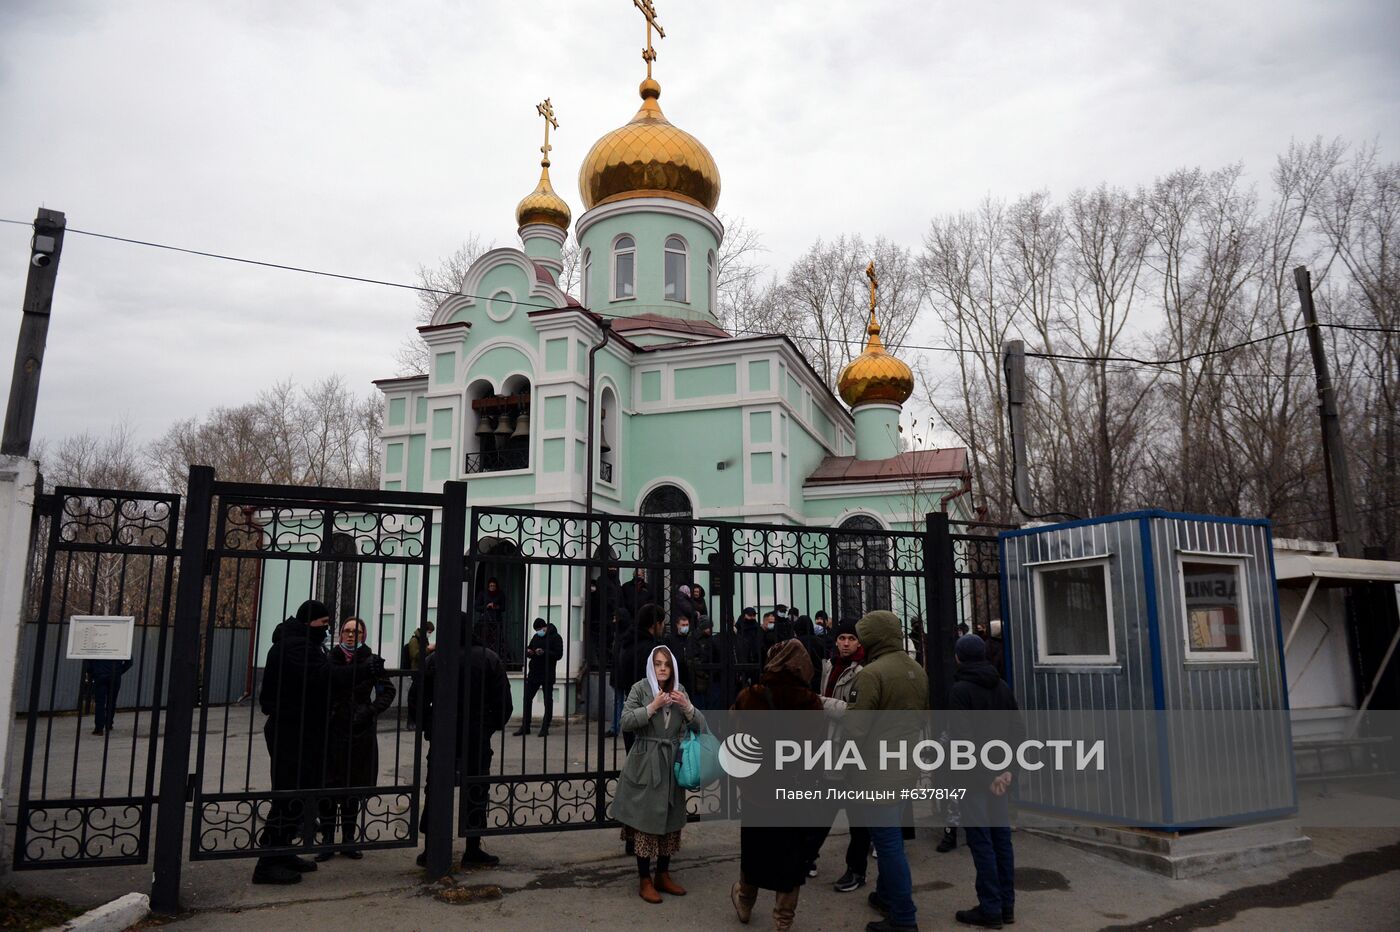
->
xmin=536 ymin=98 xmax=558 ymax=166
xmin=866 ymin=260 xmax=879 ymax=314
xmin=632 ymin=0 xmax=665 ymax=79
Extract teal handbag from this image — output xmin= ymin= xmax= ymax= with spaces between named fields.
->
xmin=674 ymin=727 xmax=722 ymax=790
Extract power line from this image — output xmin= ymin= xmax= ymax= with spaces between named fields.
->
xmin=3 ymin=217 xmax=1395 ymax=372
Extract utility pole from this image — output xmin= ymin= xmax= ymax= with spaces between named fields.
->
xmin=1001 ymin=340 xmax=1032 ymax=518
xmin=1295 ymin=266 xmax=1363 ymax=557
xmin=2 ymin=208 xmax=65 ymax=456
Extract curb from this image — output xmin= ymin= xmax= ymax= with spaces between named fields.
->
xmin=42 ymin=892 xmax=149 ymax=932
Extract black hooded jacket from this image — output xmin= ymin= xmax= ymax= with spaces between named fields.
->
xmin=260 ymin=614 xmax=371 ymax=788
xmin=950 ymin=660 xmax=1017 ymax=712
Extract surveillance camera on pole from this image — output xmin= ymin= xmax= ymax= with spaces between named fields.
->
xmin=3 ymin=208 xmax=66 ymax=457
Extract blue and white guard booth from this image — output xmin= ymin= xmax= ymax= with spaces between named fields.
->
xmin=998 ymin=510 xmax=1297 ymax=830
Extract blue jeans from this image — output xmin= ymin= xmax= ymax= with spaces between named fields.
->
xmin=867 ymin=816 xmax=916 ymax=925
xmin=964 ymin=826 xmax=1014 ymax=915
xmin=612 ymin=690 xmax=623 ymax=732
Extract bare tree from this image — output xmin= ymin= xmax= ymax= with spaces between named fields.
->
xmin=783 ymin=234 xmax=924 ymax=388
xmin=396 ymin=235 xmax=493 ymax=374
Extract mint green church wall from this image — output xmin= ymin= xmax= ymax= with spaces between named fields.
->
xmin=578 ymin=210 xmax=720 ymax=324
xmin=627 ymin=407 xmax=744 ymax=509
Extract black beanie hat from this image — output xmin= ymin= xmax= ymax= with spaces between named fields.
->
xmin=295 ymin=600 xmax=330 ymax=625
xmin=833 ymin=619 xmax=859 ymax=640
xmin=955 ymin=633 xmax=987 ymax=662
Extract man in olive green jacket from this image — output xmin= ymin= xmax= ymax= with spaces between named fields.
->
xmin=850 ymin=610 xmax=927 ymax=932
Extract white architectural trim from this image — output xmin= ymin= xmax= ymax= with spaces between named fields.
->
xmin=428 ymin=247 xmax=569 ymax=326
xmin=575 ymin=196 xmax=726 ymax=243
xmin=635 ymin=476 xmax=701 ymax=515
xmin=460 ymin=336 xmax=541 ymax=383
xmin=485 ymin=286 xmax=517 ymax=323
xmin=802 ymin=477 xmax=963 ymax=500
xmin=518 ymin=223 xmax=567 ymax=247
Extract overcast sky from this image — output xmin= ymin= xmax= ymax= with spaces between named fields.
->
xmin=2 ymin=0 xmax=1397 ymax=449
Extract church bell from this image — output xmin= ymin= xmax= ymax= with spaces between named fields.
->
xmin=475 ymin=416 xmax=495 ymax=439
xmin=510 ymin=410 xmax=531 ymax=440
xmin=494 ymin=412 xmax=516 ymax=437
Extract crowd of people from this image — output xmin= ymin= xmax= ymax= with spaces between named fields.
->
xmin=251 ymin=582 xmax=1019 ymax=931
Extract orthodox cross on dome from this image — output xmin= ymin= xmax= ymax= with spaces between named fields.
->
xmin=865 ymin=260 xmax=882 ymax=334
xmin=632 ymin=0 xmax=666 ymax=79
xmin=535 ymin=98 xmax=559 ymax=167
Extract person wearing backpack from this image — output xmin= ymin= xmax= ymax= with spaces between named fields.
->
xmin=613 ymin=643 xmax=706 ymax=903
xmin=729 ymin=640 xmax=826 ymax=932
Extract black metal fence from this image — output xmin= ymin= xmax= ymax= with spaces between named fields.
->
xmin=12 ymin=487 xmax=180 ymax=869
xmin=457 ymin=507 xmax=1001 ymax=838
xmin=8 ymin=470 xmax=1005 ymax=913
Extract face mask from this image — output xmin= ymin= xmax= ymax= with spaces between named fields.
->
xmin=814 ymin=624 xmax=825 ymax=635
xmin=763 ymin=622 xmax=774 ymax=631
xmin=309 ymin=624 xmax=328 ymax=644
xmin=678 ymin=625 xmax=690 ymax=636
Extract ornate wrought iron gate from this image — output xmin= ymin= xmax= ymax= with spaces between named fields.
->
xmin=12 ymin=486 xmax=180 ymax=868
xmin=457 ymin=506 xmax=1002 ymax=839
xmin=185 ymin=477 xmax=438 ymax=862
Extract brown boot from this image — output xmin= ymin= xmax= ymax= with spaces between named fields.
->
xmin=773 ymin=888 xmax=799 ymax=931
xmin=654 ymin=871 xmax=686 ymax=895
xmin=731 ymin=880 xmax=757 ymax=923
xmin=639 ymin=876 xmax=663 ymax=904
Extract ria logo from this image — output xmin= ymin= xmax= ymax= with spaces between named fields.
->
xmin=718 ymin=732 xmax=763 ymax=778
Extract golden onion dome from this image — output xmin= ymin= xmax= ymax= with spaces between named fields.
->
xmin=516 ymin=158 xmax=572 ymax=231
xmin=578 ymin=78 xmax=721 ymax=212
xmin=837 ymin=309 xmax=915 ymax=408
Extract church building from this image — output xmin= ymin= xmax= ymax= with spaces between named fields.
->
xmin=364 ymin=13 xmax=972 ymax=689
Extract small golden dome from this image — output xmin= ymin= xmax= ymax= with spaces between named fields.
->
xmin=516 ymin=159 xmax=572 ymax=230
xmin=578 ymin=79 xmax=721 ymax=212
xmin=837 ymin=310 xmax=915 ymax=408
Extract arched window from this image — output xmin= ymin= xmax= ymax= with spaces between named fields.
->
xmin=707 ymin=250 xmax=717 ymax=310
xmin=640 ymin=484 xmax=694 ymax=622
xmin=664 ymin=236 xmax=688 ymax=302
xmin=836 ymin=515 xmax=892 ymax=622
xmin=613 ymin=236 xmax=635 ymax=300
xmin=580 ymin=248 xmax=591 ymax=306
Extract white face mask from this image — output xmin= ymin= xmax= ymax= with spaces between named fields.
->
xmin=678 ymin=625 xmax=690 ymax=636
xmin=814 ymin=624 xmax=825 ymax=635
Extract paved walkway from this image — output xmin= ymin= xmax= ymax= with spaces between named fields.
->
xmin=4 ymin=815 xmax=1398 ymax=930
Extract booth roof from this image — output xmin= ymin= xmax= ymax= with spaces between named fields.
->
xmin=1274 ymin=553 xmax=1400 ymax=589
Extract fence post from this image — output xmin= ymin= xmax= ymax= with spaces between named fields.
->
xmin=151 ymin=465 xmax=214 ymax=915
xmin=424 ymin=480 xmax=467 ymax=880
xmin=594 ymin=515 xmax=610 ymax=824
xmin=924 ymin=512 xmax=956 ymax=711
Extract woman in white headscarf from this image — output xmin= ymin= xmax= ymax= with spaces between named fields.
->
xmin=612 ymin=643 xmax=706 ymax=904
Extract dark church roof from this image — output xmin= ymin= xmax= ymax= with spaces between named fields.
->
xmin=804 ymin=448 xmax=968 ymax=486
xmin=608 ymin=312 xmax=730 ymax=339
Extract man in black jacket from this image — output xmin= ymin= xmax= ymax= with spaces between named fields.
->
xmin=255 ymin=599 xmax=377 ymax=885
xmin=411 ymin=614 xmax=513 ymax=868
xmin=620 ymin=569 xmax=652 ymax=619
xmin=732 ymin=606 xmax=764 ymax=688
xmin=515 ymin=618 xmax=563 ymax=736
xmin=950 ymin=634 xmax=1019 ymax=929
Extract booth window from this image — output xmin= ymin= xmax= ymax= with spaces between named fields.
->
xmin=1179 ymin=556 xmax=1253 ymax=661
xmin=1033 ymin=559 xmax=1115 ymax=664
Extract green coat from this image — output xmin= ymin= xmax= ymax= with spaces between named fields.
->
xmin=850 ymin=611 xmax=929 ymax=791
xmin=612 ymin=678 xmax=707 ymax=836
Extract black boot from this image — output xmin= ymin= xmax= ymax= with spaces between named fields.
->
xmin=341 ymin=821 xmax=362 ymax=859
xmin=252 ymin=856 xmax=302 ymax=884
xmin=460 ymin=842 xmax=500 ymax=868
xmin=937 ymin=828 xmax=957 ymax=852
